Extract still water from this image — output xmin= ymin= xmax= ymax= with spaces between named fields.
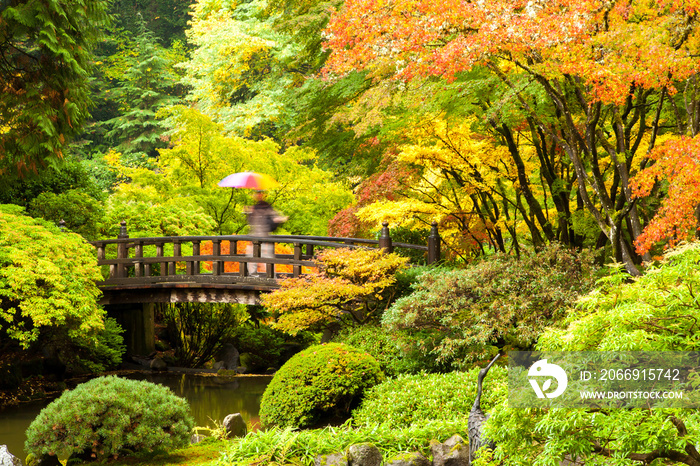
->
xmin=0 ymin=372 xmax=271 ymax=461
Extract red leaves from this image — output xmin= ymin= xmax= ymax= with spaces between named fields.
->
xmin=631 ymin=135 xmax=700 ymax=255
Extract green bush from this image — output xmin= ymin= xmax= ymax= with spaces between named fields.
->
xmin=333 ymin=325 xmax=446 ymax=376
xmin=260 ymin=343 xmax=385 ymax=428
xmin=160 ymin=302 xmax=247 ymax=368
xmin=383 ymin=243 xmax=598 ymax=368
xmin=229 ymin=325 xmax=287 ymax=372
xmin=352 ymin=367 xmax=507 ymax=428
xmin=25 ymin=376 xmax=194 ymax=461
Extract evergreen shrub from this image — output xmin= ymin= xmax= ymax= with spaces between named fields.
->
xmin=259 ymin=343 xmax=385 ymax=428
xmin=25 ymin=376 xmax=194 ymax=461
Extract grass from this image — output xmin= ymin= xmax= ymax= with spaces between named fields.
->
xmin=88 ymin=438 xmax=230 ymax=466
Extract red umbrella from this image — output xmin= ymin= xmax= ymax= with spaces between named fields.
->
xmin=218 ymin=171 xmax=279 ymax=190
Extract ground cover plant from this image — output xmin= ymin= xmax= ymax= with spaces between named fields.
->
xmin=220 ymin=421 xmax=472 ymax=466
xmin=352 ymin=367 xmax=507 ymax=428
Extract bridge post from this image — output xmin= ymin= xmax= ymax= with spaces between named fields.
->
xmin=428 ymin=221 xmax=441 ymax=264
xmin=379 ymin=221 xmax=393 ymax=253
xmin=116 ymin=220 xmax=129 ymax=278
xmin=105 ymin=302 xmax=155 ymax=357
xmin=293 ymin=242 xmax=302 ymax=277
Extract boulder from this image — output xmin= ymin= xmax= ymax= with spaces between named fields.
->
xmin=150 ymin=357 xmax=167 ymax=371
xmin=218 ymin=343 xmax=240 ymax=370
xmin=314 ymin=452 xmax=348 ymax=466
xmin=385 ymin=452 xmax=430 ymax=466
xmin=223 ymin=413 xmax=247 ymax=438
xmin=212 ymin=361 xmax=225 ymax=371
xmin=430 ymin=435 xmax=469 ymax=466
xmin=0 ymin=445 xmax=22 ymax=466
xmin=347 ymin=443 xmax=382 ymax=466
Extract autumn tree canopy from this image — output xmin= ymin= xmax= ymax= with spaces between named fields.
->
xmin=322 ymin=0 xmax=700 ymax=272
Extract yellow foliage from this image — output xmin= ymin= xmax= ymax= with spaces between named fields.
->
xmin=357 ymin=114 xmax=527 ymax=257
xmin=262 ymin=248 xmax=409 ymax=335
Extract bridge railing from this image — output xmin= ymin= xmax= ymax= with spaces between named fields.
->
xmin=91 ymin=221 xmax=441 ymax=286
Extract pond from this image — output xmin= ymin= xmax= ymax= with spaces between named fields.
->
xmin=0 ymin=372 xmax=272 ymax=461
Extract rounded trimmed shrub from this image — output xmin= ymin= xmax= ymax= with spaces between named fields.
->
xmin=260 ymin=343 xmax=385 ymax=428
xmin=25 ymin=376 xmax=194 ymax=461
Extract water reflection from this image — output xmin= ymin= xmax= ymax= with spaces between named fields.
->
xmin=0 ymin=372 xmax=271 ymax=461
xmin=128 ymin=372 xmax=271 ymax=431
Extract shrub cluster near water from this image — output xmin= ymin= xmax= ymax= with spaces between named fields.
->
xmin=25 ymin=376 xmax=194 ymax=462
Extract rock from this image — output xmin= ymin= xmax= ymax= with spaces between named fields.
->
xmin=347 ymin=443 xmax=382 ymax=466
xmin=0 ymin=445 xmax=22 ymax=466
xmin=430 ymin=435 xmax=469 ymax=466
xmin=218 ymin=343 xmax=240 ymax=370
xmin=314 ymin=452 xmax=348 ymax=466
xmin=150 ymin=357 xmax=167 ymax=371
xmin=385 ymin=452 xmax=430 ymax=466
xmin=212 ymin=361 xmax=225 ymax=371
xmin=191 ymin=434 xmax=207 ymax=444
xmin=223 ymin=413 xmax=247 ymax=438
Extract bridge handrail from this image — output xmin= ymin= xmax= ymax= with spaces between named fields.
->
xmin=91 ymin=221 xmax=441 ymax=285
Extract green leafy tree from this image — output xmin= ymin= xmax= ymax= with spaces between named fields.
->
xmin=28 ymin=189 xmax=104 ymax=240
xmin=0 ymin=205 xmax=105 ymax=348
xmin=483 ymin=242 xmax=700 ymax=466
xmin=384 ymin=244 xmax=598 ymax=368
xmin=0 ymin=0 xmax=110 ymax=175
xmin=0 ymin=155 xmax=103 ymax=207
xmin=154 ymin=106 xmax=353 ymax=236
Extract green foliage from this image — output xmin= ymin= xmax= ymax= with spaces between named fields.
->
xmin=28 ymin=189 xmax=104 ymax=240
xmin=25 ymin=376 xmax=194 ymax=461
xmin=229 ymin=325 xmax=287 ymax=372
xmin=51 ymin=317 xmax=125 ymax=374
xmin=0 ymin=205 xmax=105 ymax=348
xmin=160 ymin=302 xmax=248 ymax=368
xmin=384 ymin=244 xmax=598 ymax=368
xmin=259 ymin=343 xmax=385 ymax=428
xmin=0 ymin=156 xmax=103 ymax=207
xmin=103 ymin=17 xmax=184 ymax=165
xmin=352 ymin=367 xmax=508 ymax=428
xmin=538 ymin=242 xmax=700 ymax=352
xmin=481 ymin=243 xmax=700 ymax=465
xmin=263 ymin=249 xmax=409 ymax=335
xmin=221 ymin=420 xmax=471 ymax=466
xmin=0 ymin=0 xmax=110 ymax=174
xmin=333 ymin=325 xmax=444 ymax=376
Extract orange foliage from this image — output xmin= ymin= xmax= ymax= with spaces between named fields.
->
xmin=200 ymin=240 xmax=300 ymax=274
xmin=631 ymin=136 xmax=700 ymax=254
xmin=324 ymin=0 xmax=700 ymax=104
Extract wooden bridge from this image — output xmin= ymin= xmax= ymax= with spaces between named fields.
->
xmin=92 ymin=221 xmax=440 ymax=355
